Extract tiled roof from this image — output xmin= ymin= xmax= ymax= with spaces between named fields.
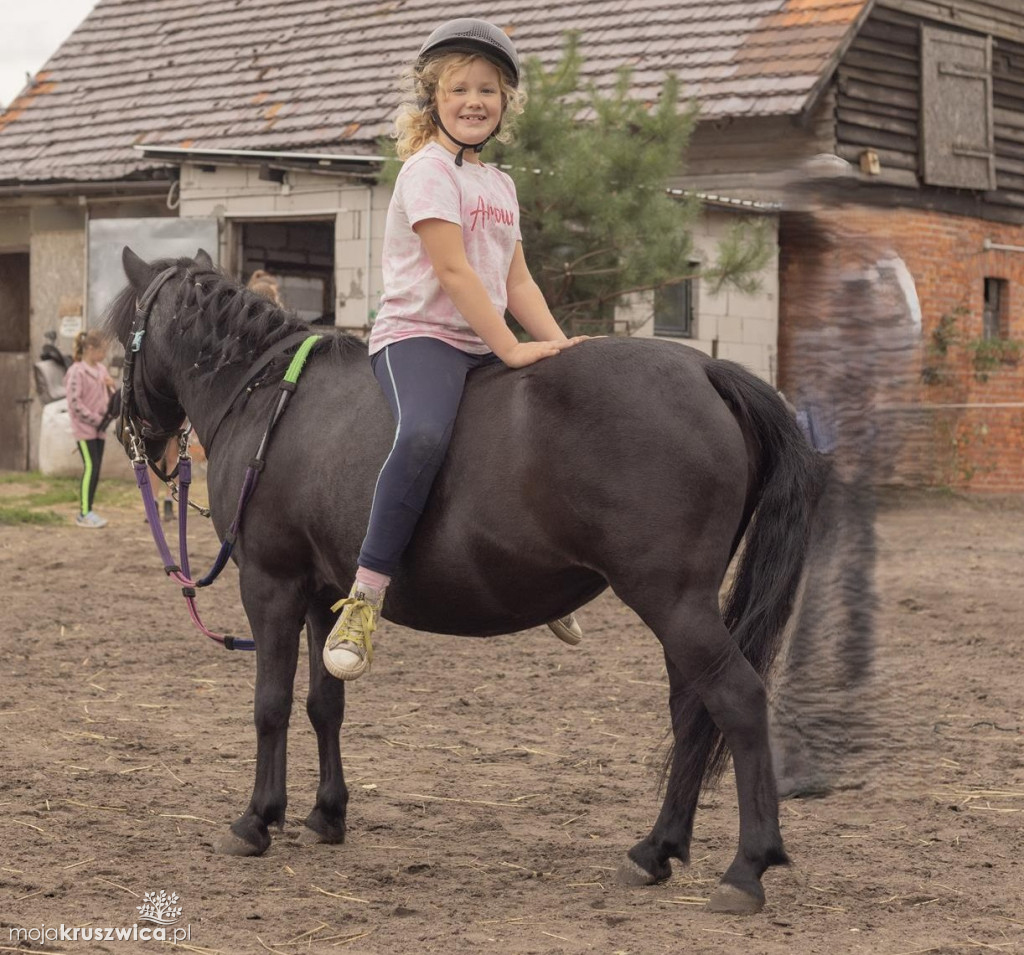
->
xmin=0 ymin=0 xmax=872 ymax=184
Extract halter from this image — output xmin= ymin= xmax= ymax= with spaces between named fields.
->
xmin=114 ymin=265 xmax=247 ymax=647
xmin=118 ymin=266 xmax=324 ymax=652
xmin=133 ymin=331 xmax=322 ymax=652
xmin=117 ymin=265 xmax=188 ymax=475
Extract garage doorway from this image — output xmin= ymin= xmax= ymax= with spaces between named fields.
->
xmin=237 ymin=219 xmax=335 ymax=325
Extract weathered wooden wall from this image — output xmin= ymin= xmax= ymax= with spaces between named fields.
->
xmin=888 ymin=0 xmax=1024 ymax=45
xmin=833 ymin=3 xmax=1024 ymax=220
xmin=678 ymin=105 xmax=837 ymax=199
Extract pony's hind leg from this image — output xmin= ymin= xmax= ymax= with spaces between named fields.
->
xmin=618 ymin=652 xmax=703 ymax=886
xmin=302 ymin=599 xmax=349 ymax=844
xmin=220 ymin=574 xmax=304 ymax=857
xmin=626 ymin=593 xmax=787 ymax=914
xmin=703 ymin=643 xmax=789 ymax=916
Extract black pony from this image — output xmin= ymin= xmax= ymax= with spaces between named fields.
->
xmin=106 ymin=248 xmax=825 ymax=915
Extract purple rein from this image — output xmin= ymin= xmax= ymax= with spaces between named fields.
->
xmin=134 ymin=454 xmax=256 ymax=650
xmin=130 ymin=331 xmax=323 ymax=653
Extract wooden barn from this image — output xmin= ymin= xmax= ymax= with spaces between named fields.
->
xmin=1 ymin=0 xmax=1022 ymax=488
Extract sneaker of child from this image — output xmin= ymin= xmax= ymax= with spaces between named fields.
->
xmin=75 ymin=511 xmax=108 ymax=528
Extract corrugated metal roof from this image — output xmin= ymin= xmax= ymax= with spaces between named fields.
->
xmin=0 ymin=0 xmax=872 ymax=185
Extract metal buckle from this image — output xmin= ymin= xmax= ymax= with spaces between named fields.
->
xmin=127 ymin=429 xmax=147 ymax=465
xmin=178 ymin=423 xmax=193 ymax=458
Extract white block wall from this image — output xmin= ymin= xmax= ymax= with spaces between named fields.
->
xmin=179 ymin=164 xmax=389 ymax=336
xmin=628 ymin=208 xmax=779 ymax=385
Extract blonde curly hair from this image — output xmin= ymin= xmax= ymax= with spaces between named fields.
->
xmin=394 ymin=52 xmax=526 ymax=160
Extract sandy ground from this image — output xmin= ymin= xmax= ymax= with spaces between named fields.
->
xmin=1 ymin=476 xmax=1022 ymax=954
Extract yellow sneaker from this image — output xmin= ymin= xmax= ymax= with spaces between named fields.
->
xmin=323 ymin=584 xmax=383 ymax=680
xmin=547 ymin=612 xmax=583 ymax=646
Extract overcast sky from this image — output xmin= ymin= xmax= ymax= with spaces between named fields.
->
xmin=0 ymin=0 xmax=98 ymax=109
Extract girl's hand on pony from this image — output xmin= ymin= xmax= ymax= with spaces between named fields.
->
xmin=500 ymin=336 xmax=589 ymax=369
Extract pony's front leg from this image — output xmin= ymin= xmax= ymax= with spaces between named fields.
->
xmin=301 ymin=599 xmax=348 ymax=844
xmin=220 ymin=573 xmax=303 ymax=857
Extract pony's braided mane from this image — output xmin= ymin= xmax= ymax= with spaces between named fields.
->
xmin=103 ymin=256 xmax=364 ymax=381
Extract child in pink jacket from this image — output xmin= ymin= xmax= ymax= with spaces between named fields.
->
xmin=64 ymin=330 xmax=115 ymax=528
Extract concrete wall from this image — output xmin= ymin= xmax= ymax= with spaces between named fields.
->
xmin=178 ymin=164 xmax=389 ymax=335
xmin=0 ymin=167 xmax=782 ymax=472
xmin=177 ymin=165 xmax=782 ymax=382
xmin=27 ymin=207 xmax=86 ymax=471
xmin=0 ymin=196 xmax=171 ymax=471
xmin=626 ymin=208 xmax=780 ymax=385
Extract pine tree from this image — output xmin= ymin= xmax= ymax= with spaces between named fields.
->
xmin=489 ymin=34 xmax=771 ymax=332
xmin=378 ymin=34 xmax=771 ymax=333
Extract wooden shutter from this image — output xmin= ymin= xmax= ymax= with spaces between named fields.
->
xmin=920 ymin=26 xmax=995 ymax=190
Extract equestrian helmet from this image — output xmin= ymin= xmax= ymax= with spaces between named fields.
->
xmin=417 ymin=18 xmax=520 ymax=87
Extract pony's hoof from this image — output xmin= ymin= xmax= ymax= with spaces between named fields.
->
xmin=296 ymin=825 xmax=344 ymax=846
xmin=217 ymin=829 xmax=266 ymax=857
xmin=302 ymin=807 xmax=346 ymax=845
xmin=615 ymin=856 xmax=665 ymax=886
xmin=707 ymin=883 xmax=764 ymax=915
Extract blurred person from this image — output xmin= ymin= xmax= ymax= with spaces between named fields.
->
xmin=247 ymin=269 xmax=283 ymax=306
xmin=772 ymin=207 xmax=920 ymax=797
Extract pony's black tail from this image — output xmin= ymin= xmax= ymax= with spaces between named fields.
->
xmin=668 ymin=359 xmax=829 ymax=805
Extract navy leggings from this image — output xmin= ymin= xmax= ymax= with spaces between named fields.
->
xmin=358 ymin=337 xmax=501 ymax=576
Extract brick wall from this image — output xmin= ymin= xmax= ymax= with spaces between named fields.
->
xmin=779 ymin=204 xmax=1024 ymax=492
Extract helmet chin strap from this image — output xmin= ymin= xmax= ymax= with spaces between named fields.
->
xmin=433 ymin=111 xmax=496 ymax=166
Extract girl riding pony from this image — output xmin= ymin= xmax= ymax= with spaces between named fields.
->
xmin=324 ymin=18 xmax=588 ymax=680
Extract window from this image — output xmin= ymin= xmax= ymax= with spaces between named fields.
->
xmin=983 ymin=277 xmax=1008 ymax=339
xmin=654 ymin=276 xmax=696 ymax=338
xmin=920 ymin=26 xmax=995 ymax=190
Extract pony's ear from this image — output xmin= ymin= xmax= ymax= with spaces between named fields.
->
xmin=122 ymin=246 xmax=156 ymax=292
xmin=194 ymin=248 xmax=214 ymax=270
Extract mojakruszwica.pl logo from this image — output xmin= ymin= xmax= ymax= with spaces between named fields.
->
xmin=137 ymin=890 xmax=183 ymax=926
xmin=9 ymin=890 xmax=193 ymax=944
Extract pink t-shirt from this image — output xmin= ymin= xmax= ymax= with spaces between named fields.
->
xmin=369 ymin=142 xmax=522 ymax=356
